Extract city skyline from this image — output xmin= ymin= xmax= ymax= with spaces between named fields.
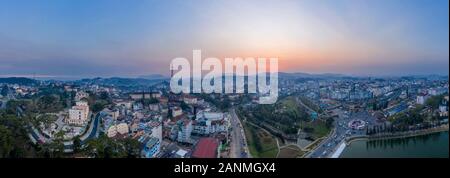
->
xmin=0 ymin=0 xmax=449 ymax=78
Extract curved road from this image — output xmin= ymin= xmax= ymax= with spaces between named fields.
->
xmin=22 ymin=107 xmax=104 ymax=153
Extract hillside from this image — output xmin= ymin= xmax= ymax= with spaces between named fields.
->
xmin=0 ymin=77 xmax=38 ymax=85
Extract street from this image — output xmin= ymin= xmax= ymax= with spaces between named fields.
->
xmin=229 ymin=108 xmax=250 ymax=158
xmin=307 ymin=110 xmax=377 ymax=158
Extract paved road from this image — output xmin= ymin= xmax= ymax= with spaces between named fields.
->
xmin=307 ymin=110 xmax=376 ymax=158
xmin=229 ymin=108 xmax=250 ymax=158
xmin=63 ymin=112 xmax=102 ymax=151
xmin=21 ymin=106 xmax=103 ymax=152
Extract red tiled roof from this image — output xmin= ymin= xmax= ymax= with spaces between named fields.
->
xmin=192 ymin=138 xmax=219 ymax=158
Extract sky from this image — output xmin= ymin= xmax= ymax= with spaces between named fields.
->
xmin=0 ymin=0 xmax=448 ymax=78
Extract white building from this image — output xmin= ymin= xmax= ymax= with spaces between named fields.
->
xmin=129 ymin=91 xmax=162 ymax=100
xmin=177 ymin=119 xmax=192 ymax=143
xmin=107 ymin=123 xmax=129 ymax=138
xmin=183 ymin=96 xmax=197 ymax=105
xmin=192 ymin=111 xmax=229 ymax=135
xmin=149 ymin=122 xmax=163 ymax=142
xmin=75 ymin=91 xmax=89 ymax=101
xmin=149 ymin=104 xmax=160 ymax=111
xmin=104 ymin=108 xmax=120 ymax=120
xmin=429 ymin=87 xmax=448 ymax=96
xmin=115 ymin=100 xmax=132 ymax=109
xmin=67 ymin=101 xmax=90 ymax=126
xmin=416 ymin=94 xmax=430 ymax=105
xmin=439 ymin=103 xmax=448 ymax=117
xmin=171 ymin=107 xmax=183 ymax=117
xmin=107 ymin=125 xmax=118 ymax=138
xmin=116 ymin=123 xmax=129 ymax=135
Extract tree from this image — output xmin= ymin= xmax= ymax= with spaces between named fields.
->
xmin=73 ymin=136 xmax=82 ymax=154
xmin=325 ymin=117 xmax=334 ymax=129
xmin=99 ymin=91 xmax=110 ymax=100
xmin=168 ymin=108 xmax=173 ymax=118
xmin=37 ymin=143 xmax=52 ymax=158
xmin=83 ymin=135 xmax=127 ymax=158
xmin=180 ymin=101 xmax=190 ymax=111
xmin=0 ymin=125 xmax=14 ymax=157
xmin=1 ymin=85 xmax=9 ymax=96
xmin=37 ymin=95 xmax=63 ymax=113
xmin=0 ymin=111 xmax=34 ymax=158
xmin=426 ymin=94 xmax=444 ymax=110
xmin=49 ymin=131 xmax=66 ymax=158
xmin=92 ymin=102 xmax=106 ymax=113
xmin=121 ymin=138 xmax=141 ymax=158
xmin=303 ymin=127 xmax=314 ymax=133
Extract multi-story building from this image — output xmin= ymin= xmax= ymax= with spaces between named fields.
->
xmin=149 ymin=103 xmax=160 ymax=111
xmin=106 ymin=123 xmax=129 ymax=138
xmin=141 ymin=137 xmax=160 ymax=158
xmin=183 ymin=95 xmax=198 ymax=105
xmin=129 ymin=91 xmax=162 ymax=100
xmin=67 ymin=101 xmax=90 ymax=126
xmin=177 ymin=119 xmax=192 ymax=143
xmin=416 ymin=94 xmax=430 ymax=105
xmin=107 ymin=125 xmax=118 ymax=138
xmin=429 ymin=87 xmax=448 ymax=96
xmin=75 ymin=91 xmax=89 ymax=101
xmin=149 ymin=121 xmax=162 ymax=141
xmin=192 ymin=111 xmax=229 ymax=135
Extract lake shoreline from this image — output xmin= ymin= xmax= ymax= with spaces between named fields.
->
xmin=345 ymin=124 xmax=449 ymax=145
xmin=340 ymin=129 xmax=449 ymax=158
xmin=330 ymin=125 xmax=449 ymax=158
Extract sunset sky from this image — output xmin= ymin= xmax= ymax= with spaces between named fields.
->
xmin=0 ymin=0 xmax=448 ymax=78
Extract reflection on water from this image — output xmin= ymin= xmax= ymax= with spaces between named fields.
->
xmin=341 ymin=131 xmax=449 ymax=158
xmin=366 ymin=132 xmax=443 ymax=150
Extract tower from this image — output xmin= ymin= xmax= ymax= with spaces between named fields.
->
xmin=170 ymin=63 xmax=174 ymax=79
xmin=169 ymin=63 xmax=175 ymax=103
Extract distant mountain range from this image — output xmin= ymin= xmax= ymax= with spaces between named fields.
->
xmin=277 ymin=72 xmax=348 ymax=79
xmin=137 ymin=74 xmax=169 ymax=80
xmin=0 ymin=77 xmax=38 ymax=85
xmin=1 ymin=72 xmax=447 ymax=87
xmin=77 ymin=77 xmax=166 ymax=87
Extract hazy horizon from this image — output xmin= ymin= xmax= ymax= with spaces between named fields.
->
xmin=1 ymin=0 xmax=449 ymax=77
xmin=1 ymin=71 xmax=448 ymax=82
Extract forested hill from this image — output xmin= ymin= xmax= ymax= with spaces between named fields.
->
xmin=0 ymin=77 xmax=38 ymax=85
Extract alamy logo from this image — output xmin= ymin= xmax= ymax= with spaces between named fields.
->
xmin=170 ymin=50 xmax=278 ymax=104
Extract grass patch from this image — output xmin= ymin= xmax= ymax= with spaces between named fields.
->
xmin=300 ymin=119 xmax=331 ymax=140
xmin=243 ymin=122 xmax=278 ymax=158
xmin=278 ymin=145 xmax=305 ymax=158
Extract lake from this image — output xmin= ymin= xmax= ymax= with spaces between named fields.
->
xmin=340 ymin=131 xmax=449 ymax=158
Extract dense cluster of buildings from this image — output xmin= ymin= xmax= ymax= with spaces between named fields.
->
xmin=2 ymin=74 xmax=448 ymax=158
xmin=278 ymin=77 xmax=449 ymax=121
xmin=96 ymin=90 xmax=231 ymax=158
